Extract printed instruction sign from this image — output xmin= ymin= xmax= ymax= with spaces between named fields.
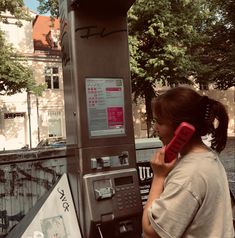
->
xmin=86 ymin=78 xmax=125 ymax=137
xmin=20 ymin=174 xmax=82 ymax=238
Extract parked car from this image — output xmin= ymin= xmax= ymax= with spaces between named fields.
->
xmin=36 ymin=137 xmax=66 ymax=149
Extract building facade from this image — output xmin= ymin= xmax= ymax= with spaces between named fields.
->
xmin=0 ymin=13 xmax=65 ymax=150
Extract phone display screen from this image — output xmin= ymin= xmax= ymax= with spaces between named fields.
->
xmin=114 ymin=176 xmax=133 ymax=186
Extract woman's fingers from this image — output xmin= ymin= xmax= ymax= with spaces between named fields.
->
xmin=151 ymin=147 xmax=165 ymax=165
xmin=158 ymin=147 xmax=165 ymax=164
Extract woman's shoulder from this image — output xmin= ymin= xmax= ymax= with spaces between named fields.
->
xmin=173 ymin=150 xmax=220 ymax=178
xmin=180 ymin=150 xmax=218 ymax=165
xmin=166 ymin=150 xmax=225 ymax=200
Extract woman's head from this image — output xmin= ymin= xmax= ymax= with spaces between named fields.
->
xmin=151 ymin=86 xmax=229 ymax=152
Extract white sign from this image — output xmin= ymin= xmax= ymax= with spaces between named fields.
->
xmin=21 ymin=174 xmax=82 ymax=238
xmin=86 ymin=78 xmax=125 ymax=137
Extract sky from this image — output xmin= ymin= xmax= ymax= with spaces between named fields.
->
xmin=24 ymin=0 xmax=40 ymax=13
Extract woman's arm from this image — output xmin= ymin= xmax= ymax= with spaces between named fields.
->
xmin=142 ymin=176 xmax=164 ymax=238
xmin=142 ymin=148 xmax=177 ymax=238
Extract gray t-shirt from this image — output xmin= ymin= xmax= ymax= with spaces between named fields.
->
xmin=148 ymin=151 xmax=234 ymax=238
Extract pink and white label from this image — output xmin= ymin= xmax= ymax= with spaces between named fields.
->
xmin=107 ymin=107 xmax=124 ymax=128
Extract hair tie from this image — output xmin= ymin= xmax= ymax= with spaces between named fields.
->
xmin=200 ymin=96 xmax=212 ymax=121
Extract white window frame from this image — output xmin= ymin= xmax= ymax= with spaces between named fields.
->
xmin=45 ymin=67 xmax=60 ymax=89
xmin=48 ymin=111 xmax=63 ymax=138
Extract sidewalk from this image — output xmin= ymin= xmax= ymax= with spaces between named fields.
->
xmin=220 ymin=137 xmax=235 ymax=197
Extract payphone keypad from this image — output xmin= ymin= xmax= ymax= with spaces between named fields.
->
xmin=114 ymin=174 xmax=140 ymax=212
xmin=116 ymin=185 xmax=139 ymax=210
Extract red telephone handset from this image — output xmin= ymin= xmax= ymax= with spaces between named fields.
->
xmin=165 ymin=122 xmax=195 ymax=163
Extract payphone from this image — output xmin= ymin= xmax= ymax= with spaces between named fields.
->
xmin=59 ymin=0 xmax=142 ymax=237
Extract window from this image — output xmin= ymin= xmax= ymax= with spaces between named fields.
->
xmin=48 ymin=111 xmax=62 ymax=137
xmin=4 ymin=112 xmax=25 ymax=119
xmin=45 ymin=67 xmax=59 ymax=89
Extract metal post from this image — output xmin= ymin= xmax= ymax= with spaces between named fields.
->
xmin=27 ymin=91 xmax=32 ymax=149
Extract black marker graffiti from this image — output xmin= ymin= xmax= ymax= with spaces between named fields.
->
xmin=57 ymin=188 xmax=70 ymax=212
xmin=0 ymin=160 xmax=65 ymax=235
xmin=75 ymin=25 xmax=127 ymax=39
xmin=0 ymin=210 xmax=24 ymax=230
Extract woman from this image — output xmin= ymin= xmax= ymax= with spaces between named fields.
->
xmin=142 ymin=86 xmax=234 ymax=238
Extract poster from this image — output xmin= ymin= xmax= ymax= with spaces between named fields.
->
xmin=86 ymin=78 xmax=125 ymax=137
xmin=13 ymin=174 xmax=82 ymax=238
xmin=137 ymin=161 xmax=153 ymax=206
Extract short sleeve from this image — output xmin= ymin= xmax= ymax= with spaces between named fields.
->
xmin=148 ymin=182 xmax=200 ymax=238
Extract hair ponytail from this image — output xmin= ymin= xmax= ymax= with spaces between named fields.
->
xmin=195 ymin=96 xmax=228 ymax=153
xmin=209 ymin=100 xmax=229 ymax=153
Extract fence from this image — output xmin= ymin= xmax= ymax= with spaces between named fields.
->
xmin=0 ymin=148 xmax=67 ymax=237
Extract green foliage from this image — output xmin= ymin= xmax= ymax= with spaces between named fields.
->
xmin=128 ymin=0 xmax=207 ymax=133
xmin=0 ymin=0 xmax=32 ymax=24
xmin=198 ymin=0 xmax=235 ymax=89
xmin=128 ymin=0 xmax=235 ymax=135
xmin=129 ymin=0 xmax=210 ymax=95
xmin=37 ymin=0 xmax=59 ymax=18
xmin=0 ymin=32 xmax=45 ymax=95
xmin=0 ymin=0 xmax=45 ymax=95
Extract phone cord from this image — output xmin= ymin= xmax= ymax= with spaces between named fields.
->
xmin=97 ymin=224 xmax=104 ymax=238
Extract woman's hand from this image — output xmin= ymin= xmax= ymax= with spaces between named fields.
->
xmin=150 ymin=147 xmax=177 ymax=180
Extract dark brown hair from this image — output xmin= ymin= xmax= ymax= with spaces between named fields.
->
xmin=151 ymin=87 xmax=229 ymax=153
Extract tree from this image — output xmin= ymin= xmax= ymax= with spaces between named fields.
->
xmin=0 ymin=0 xmax=32 ymax=25
xmin=195 ymin=0 xmax=235 ymax=89
xmin=0 ymin=32 xmax=45 ymax=95
xmin=128 ymin=0 xmax=235 ymax=136
xmin=37 ymin=0 xmax=59 ymax=18
xmin=0 ymin=0 xmax=45 ymax=95
xmin=128 ymin=0 xmax=212 ymax=136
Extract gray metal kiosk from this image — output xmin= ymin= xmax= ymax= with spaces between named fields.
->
xmin=59 ymin=0 xmax=142 ymax=237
